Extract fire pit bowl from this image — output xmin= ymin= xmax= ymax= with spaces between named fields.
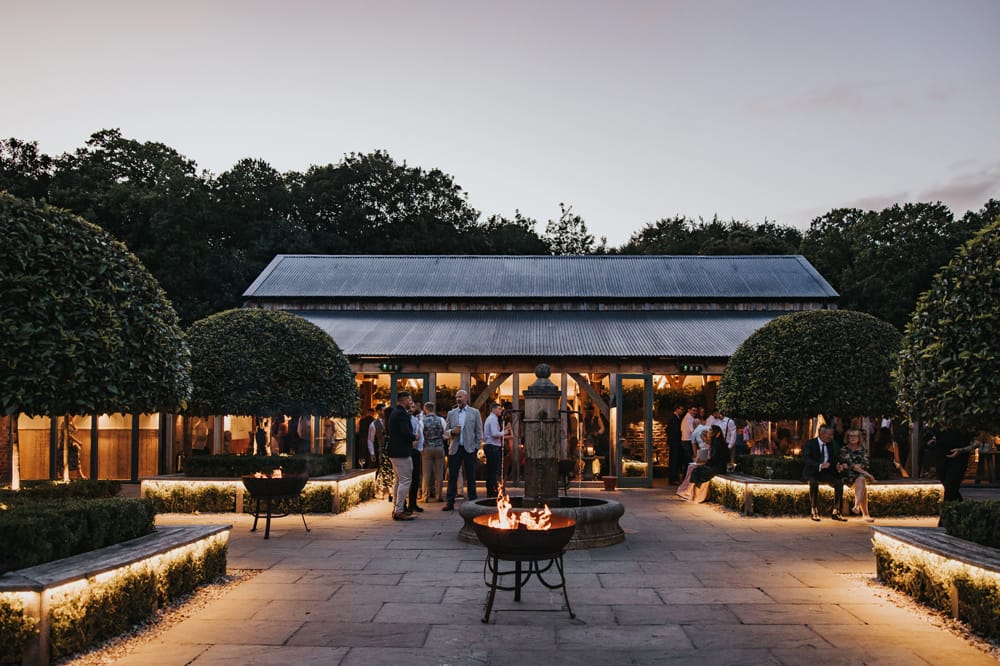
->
xmin=472 ymin=514 xmax=576 ymax=557
xmin=460 ymin=496 xmax=624 ymax=549
xmin=241 ymin=474 xmax=308 ymax=498
xmin=240 ymin=474 xmax=310 ymax=539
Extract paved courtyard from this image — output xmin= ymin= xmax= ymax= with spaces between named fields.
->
xmin=134 ymin=487 xmax=997 ymax=665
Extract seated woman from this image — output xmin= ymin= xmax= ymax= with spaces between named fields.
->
xmin=689 ymin=425 xmax=730 ymax=490
xmin=676 ymin=425 xmax=711 ymax=500
xmin=840 ymin=428 xmax=876 ymax=522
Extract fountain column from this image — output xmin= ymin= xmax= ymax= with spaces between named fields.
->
xmin=522 ymin=364 xmax=560 ymax=507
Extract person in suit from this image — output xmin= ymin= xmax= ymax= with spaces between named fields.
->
xmin=802 ymin=425 xmax=847 ymax=522
xmin=386 ymin=392 xmax=417 ymax=521
xmin=443 ymin=389 xmax=484 ymax=511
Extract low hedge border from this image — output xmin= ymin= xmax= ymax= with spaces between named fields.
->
xmin=182 ymin=453 xmax=347 ymax=478
xmin=708 ymin=474 xmax=943 ymax=517
xmin=0 ymin=480 xmax=122 ymax=500
xmin=0 ymin=498 xmax=156 ymax=573
xmin=0 ymin=524 xmax=230 ymax=664
xmin=140 ymin=470 xmax=377 ymax=515
xmin=940 ymin=500 xmax=1000 ymax=549
xmin=734 ymin=455 xmax=896 ymax=481
xmin=872 ymin=526 xmax=1000 ymax=641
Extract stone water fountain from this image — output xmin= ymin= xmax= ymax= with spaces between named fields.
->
xmin=458 ymin=364 xmax=625 ymax=549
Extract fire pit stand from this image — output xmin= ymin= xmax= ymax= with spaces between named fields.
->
xmin=472 ymin=513 xmax=576 ymax=623
xmin=480 ymin=548 xmax=574 ymax=623
xmin=241 ymin=475 xmax=311 ymax=539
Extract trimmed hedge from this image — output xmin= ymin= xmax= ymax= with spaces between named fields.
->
xmin=709 ymin=477 xmax=942 ymax=517
xmin=47 ymin=538 xmax=227 ymax=660
xmin=940 ymin=500 xmax=1000 ymax=549
xmin=182 ymin=453 xmax=346 ymax=478
xmin=0 ymin=479 xmax=121 ymax=500
xmin=143 ymin=474 xmax=377 ymax=515
xmin=874 ymin=533 xmax=1000 ymax=641
xmin=735 ymin=455 xmax=896 ymax=481
xmin=0 ymin=498 xmax=155 ymax=572
xmin=145 ymin=484 xmax=238 ymax=514
xmin=0 ymin=597 xmax=37 ymax=664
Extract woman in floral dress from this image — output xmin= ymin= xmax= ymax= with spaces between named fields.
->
xmin=840 ymin=429 xmax=876 ymax=522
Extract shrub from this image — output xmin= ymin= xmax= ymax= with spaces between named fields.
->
xmin=0 ymin=479 xmax=121 ymax=500
xmin=186 ymin=308 xmax=358 ymax=418
xmin=145 ymin=484 xmax=237 ymax=514
xmin=940 ymin=500 xmax=1000 ymax=549
xmin=182 ymin=453 xmax=346 ymax=478
xmin=717 ymin=309 xmax=900 ymax=421
xmin=0 ymin=498 xmax=155 ymax=572
xmin=0 ymin=192 xmax=189 ymax=418
xmin=0 ymin=597 xmax=37 ymax=664
xmin=48 ymin=539 xmax=227 ymax=660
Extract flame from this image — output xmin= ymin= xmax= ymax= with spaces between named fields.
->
xmin=487 ymin=484 xmax=553 ymax=530
xmin=252 ymin=468 xmax=282 ymax=479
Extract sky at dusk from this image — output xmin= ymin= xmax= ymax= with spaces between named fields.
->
xmin=5 ymin=0 xmax=1000 ymax=246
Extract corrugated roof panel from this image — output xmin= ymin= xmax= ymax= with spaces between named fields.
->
xmin=295 ymin=310 xmax=783 ymax=358
xmin=244 ymin=255 xmax=838 ymax=301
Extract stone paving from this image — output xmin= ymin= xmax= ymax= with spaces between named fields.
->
xmin=132 ymin=486 xmax=998 ymax=665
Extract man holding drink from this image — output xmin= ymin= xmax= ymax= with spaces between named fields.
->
xmin=443 ymin=389 xmax=484 ymax=511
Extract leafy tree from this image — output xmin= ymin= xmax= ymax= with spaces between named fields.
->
xmin=799 ymin=202 xmax=980 ymax=330
xmin=544 ymin=202 xmax=604 ymax=255
xmin=209 ymin=158 xmax=308 ymax=308
xmin=618 ymin=215 xmax=801 ymax=255
xmin=0 ymin=194 xmax=190 ymax=485
xmin=46 ymin=129 xmax=221 ymax=325
xmin=475 ymin=211 xmax=549 ymax=254
xmin=292 ymin=150 xmax=481 ymax=254
xmin=186 ymin=309 xmax=358 ymax=418
xmin=0 ymin=137 xmax=52 ymax=200
xmin=0 ymin=193 xmax=190 ymax=416
xmin=896 ymin=218 xmax=1000 ymax=432
xmin=716 ymin=310 xmax=901 ymax=421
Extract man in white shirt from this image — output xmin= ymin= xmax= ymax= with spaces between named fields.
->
xmin=707 ymin=408 xmax=737 ymax=453
xmin=681 ymin=406 xmax=697 ymax=460
xmin=483 ymin=402 xmax=505 ymax=497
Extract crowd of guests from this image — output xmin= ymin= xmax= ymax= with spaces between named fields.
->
xmin=361 ymin=390 xmax=511 ymax=522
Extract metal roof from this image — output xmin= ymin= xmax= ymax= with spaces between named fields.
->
xmin=244 ymin=255 xmax=838 ymax=301
xmin=295 ymin=310 xmax=786 ymax=358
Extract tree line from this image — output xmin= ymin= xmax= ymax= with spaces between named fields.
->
xmin=2 ymin=129 xmax=997 ymax=329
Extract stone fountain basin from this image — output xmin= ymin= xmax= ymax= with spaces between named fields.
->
xmin=459 ymin=496 xmax=625 ymax=549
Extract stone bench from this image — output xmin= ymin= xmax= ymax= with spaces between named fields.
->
xmin=709 ymin=474 xmax=943 ymax=516
xmin=872 ymin=526 xmax=1000 ymax=640
xmin=0 ymin=524 xmax=231 ymax=665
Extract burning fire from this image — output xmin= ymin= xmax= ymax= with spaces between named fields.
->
xmin=488 ymin=484 xmax=552 ymax=530
xmin=252 ymin=468 xmax=282 ymax=478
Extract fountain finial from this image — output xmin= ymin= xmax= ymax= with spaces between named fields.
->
xmin=525 ymin=363 xmax=560 ymax=397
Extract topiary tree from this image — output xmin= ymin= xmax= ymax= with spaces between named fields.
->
xmin=717 ymin=309 xmax=901 ymax=421
xmin=0 ymin=193 xmax=191 ymax=486
xmin=896 ymin=218 xmax=1000 ymax=433
xmin=185 ymin=308 xmax=358 ymax=419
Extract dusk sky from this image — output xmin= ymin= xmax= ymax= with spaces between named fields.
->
xmin=5 ymin=0 xmax=999 ymax=245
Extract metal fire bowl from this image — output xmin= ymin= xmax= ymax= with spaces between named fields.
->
xmin=241 ymin=474 xmax=308 ymax=498
xmin=472 ymin=513 xmax=576 ymax=557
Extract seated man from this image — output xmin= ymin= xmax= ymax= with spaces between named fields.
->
xmin=801 ymin=425 xmax=846 ymax=522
